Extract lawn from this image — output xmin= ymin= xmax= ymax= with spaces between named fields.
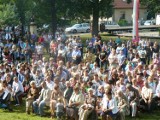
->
xmin=0 ymin=103 xmax=160 ymax=120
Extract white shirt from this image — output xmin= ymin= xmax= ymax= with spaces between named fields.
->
xmin=72 ymin=50 xmax=81 ymax=59
xmin=12 ymin=81 xmax=24 ymax=93
xmin=141 ymin=86 xmax=153 ymax=99
xmin=156 ymin=82 xmax=160 ymax=97
xmin=101 ymin=95 xmax=119 ymax=114
xmin=36 ymin=45 xmax=43 ymax=54
xmin=46 ymin=80 xmax=54 ymax=90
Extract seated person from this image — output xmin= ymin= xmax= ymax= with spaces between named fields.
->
xmin=79 ymin=88 xmax=97 ymax=120
xmin=0 ymin=84 xmax=11 ymax=111
xmin=101 ymin=88 xmax=119 ymax=120
xmin=55 ymin=98 xmax=65 ymax=120
xmin=126 ymin=84 xmax=140 ymax=118
xmin=66 ymin=86 xmax=84 ymax=120
xmin=26 ymin=81 xmax=39 ymax=114
xmin=140 ymin=81 xmax=154 ymax=112
xmin=12 ymin=77 xmax=24 ymax=106
xmin=32 ymin=81 xmax=51 ymax=116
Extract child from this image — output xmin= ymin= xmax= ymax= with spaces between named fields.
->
xmin=56 ymin=98 xmax=64 ymax=120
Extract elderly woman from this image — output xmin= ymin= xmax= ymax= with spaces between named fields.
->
xmin=79 ymin=88 xmax=97 ymax=120
xmin=26 ymin=81 xmax=39 ymax=114
xmin=66 ymin=86 xmax=84 ymax=120
xmin=50 ymin=84 xmax=65 ymax=119
xmin=116 ymin=90 xmax=130 ymax=120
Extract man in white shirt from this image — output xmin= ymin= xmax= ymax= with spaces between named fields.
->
xmin=12 ymin=77 xmax=24 ymax=106
xmin=72 ymin=46 xmax=81 ymax=65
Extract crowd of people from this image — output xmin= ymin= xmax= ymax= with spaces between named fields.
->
xmin=0 ymin=27 xmax=160 ymax=120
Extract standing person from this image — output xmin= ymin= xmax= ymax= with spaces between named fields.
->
xmin=108 ymin=48 xmax=118 ymax=69
xmin=115 ymin=36 xmax=122 ymax=45
xmin=24 ymin=41 xmax=31 ymax=63
xmin=0 ymin=40 xmax=4 ymax=63
xmin=138 ymin=46 xmax=147 ymax=64
xmin=50 ymin=40 xmax=57 ymax=57
xmin=43 ymin=33 xmax=50 ymax=53
xmin=99 ymin=47 xmax=107 ymax=69
xmin=151 ymin=42 xmax=159 ymax=59
xmin=35 ymin=42 xmax=43 ymax=60
xmin=72 ymin=46 xmax=81 ymax=65
xmin=117 ymin=50 xmax=126 ymax=70
xmin=145 ymin=45 xmax=152 ymax=65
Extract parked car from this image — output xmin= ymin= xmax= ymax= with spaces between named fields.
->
xmin=65 ymin=23 xmax=90 ymax=33
xmin=144 ymin=20 xmax=155 ymax=26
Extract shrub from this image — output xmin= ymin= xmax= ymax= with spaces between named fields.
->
xmin=118 ymin=19 xmax=128 ymax=26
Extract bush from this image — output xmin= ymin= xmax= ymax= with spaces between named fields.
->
xmin=118 ymin=19 xmax=128 ymax=26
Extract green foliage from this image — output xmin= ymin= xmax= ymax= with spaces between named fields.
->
xmin=0 ymin=4 xmax=18 ymax=26
xmin=140 ymin=0 xmax=160 ymax=18
xmin=118 ymin=19 xmax=128 ymax=26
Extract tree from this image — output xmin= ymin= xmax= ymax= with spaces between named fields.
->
xmin=0 ymin=4 xmax=17 ymax=26
xmin=63 ymin=0 xmax=113 ymax=36
xmin=140 ymin=0 xmax=160 ymax=19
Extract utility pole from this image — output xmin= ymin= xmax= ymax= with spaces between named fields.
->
xmin=132 ymin=0 xmax=139 ymax=42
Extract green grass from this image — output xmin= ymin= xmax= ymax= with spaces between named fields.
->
xmin=0 ymin=102 xmax=160 ymax=120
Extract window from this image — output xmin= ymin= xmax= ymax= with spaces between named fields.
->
xmin=120 ymin=11 xmax=125 ymax=19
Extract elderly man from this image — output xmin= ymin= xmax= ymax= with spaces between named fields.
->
xmin=33 ymin=81 xmax=51 ymax=116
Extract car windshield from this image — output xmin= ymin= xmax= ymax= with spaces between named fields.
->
xmin=72 ymin=24 xmax=81 ymax=27
xmin=146 ymin=21 xmax=151 ymax=23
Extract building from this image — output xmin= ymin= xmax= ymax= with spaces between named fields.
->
xmin=113 ymin=0 xmax=147 ymax=24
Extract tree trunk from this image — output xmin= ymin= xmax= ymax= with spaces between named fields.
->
xmin=92 ymin=0 xmax=99 ymax=36
xmin=50 ymin=0 xmax=57 ymax=39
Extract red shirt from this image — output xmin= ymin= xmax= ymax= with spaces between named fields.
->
xmin=38 ymin=36 xmax=44 ymax=43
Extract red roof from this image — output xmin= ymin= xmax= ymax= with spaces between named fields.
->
xmin=114 ymin=0 xmax=145 ymax=9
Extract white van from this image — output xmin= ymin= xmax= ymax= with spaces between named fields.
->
xmin=156 ymin=14 xmax=160 ymax=25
